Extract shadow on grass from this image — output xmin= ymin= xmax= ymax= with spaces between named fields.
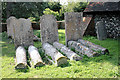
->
xmin=15 ymin=68 xmax=30 ymax=73
xmin=58 ymin=62 xmax=71 ymax=68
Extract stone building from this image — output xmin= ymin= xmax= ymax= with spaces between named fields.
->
xmin=83 ymin=1 xmax=120 ymax=39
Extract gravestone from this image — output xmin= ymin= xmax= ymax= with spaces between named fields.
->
xmin=43 ymin=43 xmax=68 ymax=66
xmin=96 ymin=21 xmax=107 ymax=40
xmin=28 ymin=45 xmax=44 ymax=68
xmin=15 ymin=46 xmax=27 ymax=69
xmin=14 ymin=18 xmax=34 ymax=48
xmin=7 ymin=16 xmax=16 ymax=38
xmin=65 ymin=12 xmax=85 ymax=45
xmin=40 ymin=15 xmax=59 ymax=44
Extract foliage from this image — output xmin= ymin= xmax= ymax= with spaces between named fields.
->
xmin=48 ymin=2 xmax=61 ymax=12
xmin=2 ymin=2 xmax=88 ymax=22
xmin=43 ymin=8 xmax=59 ymax=20
xmin=47 ymin=2 xmax=64 ymax=21
xmin=64 ymin=2 xmax=76 ymax=12
xmin=1 ymin=29 xmax=119 ymax=78
xmin=63 ymin=2 xmax=88 ymax=12
xmin=28 ymin=17 xmax=36 ymax=22
xmin=2 ymin=2 xmax=49 ymax=22
xmin=58 ymin=6 xmax=66 ymax=21
xmin=2 ymin=2 xmax=62 ymax=22
xmin=73 ymin=2 xmax=88 ymax=12
xmin=2 ymin=2 xmax=7 ymax=22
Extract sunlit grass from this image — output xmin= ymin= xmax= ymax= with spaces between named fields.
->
xmin=0 ymin=41 xmax=5 ymax=44
xmin=1 ymin=29 xmax=119 ymax=78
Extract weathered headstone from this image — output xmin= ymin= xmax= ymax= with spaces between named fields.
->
xmin=7 ymin=16 xmax=16 ymax=38
xmin=14 ymin=18 xmax=34 ymax=48
xmin=65 ymin=12 xmax=85 ymax=45
xmin=96 ymin=21 xmax=107 ymax=40
xmin=40 ymin=15 xmax=59 ymax=44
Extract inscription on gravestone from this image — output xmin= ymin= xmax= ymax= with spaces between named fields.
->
xmin=40 ymin=15 xmax=59 ymax=44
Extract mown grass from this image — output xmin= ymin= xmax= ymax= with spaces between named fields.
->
xmin=1 ymin=29 xmax=119 ymax=78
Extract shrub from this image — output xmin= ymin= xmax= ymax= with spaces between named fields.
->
xmin=28 ymin=17 xmax=36 ymax=22
xmin=43 ymin=8 xmax=59 ymax=20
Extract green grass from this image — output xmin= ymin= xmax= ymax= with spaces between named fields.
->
xmin=1 ymin=29 xmax=119 ymax=78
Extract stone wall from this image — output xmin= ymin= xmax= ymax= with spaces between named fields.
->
xmin=94 ymin=13 xmax=120 ymax=39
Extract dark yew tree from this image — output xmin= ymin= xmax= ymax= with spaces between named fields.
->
xmin=48 ymin=2 xmax=61 ymax=12
xmin=2 ymin=2 xmax=49 ymax=22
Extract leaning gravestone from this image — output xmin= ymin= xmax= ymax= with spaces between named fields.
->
xmin=7 ymin=16 xmax=16 ymax=38
xmin=96 ymin=21 xmax=107 ymax=40
xmin=40 ymin=15 xmax=59 ymax=44
xmin=14 ymin=18 xmax=34 ymax=48
xmin=65 ymin=12 xmax=84 ymax=45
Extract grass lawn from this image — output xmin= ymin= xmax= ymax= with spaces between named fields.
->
xmin=0 ymin=29 xmax=119 ymax=78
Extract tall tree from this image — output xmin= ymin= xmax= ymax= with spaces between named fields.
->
xmin=73 ymin=2 xmax=88 ymax=12
xmin=63 ymin=2 xmax=88 ymax=12
xmin=48 ymin=2 xmax=61 ymax=12
xmin=2 ymin=2 xmax=49 ymax=22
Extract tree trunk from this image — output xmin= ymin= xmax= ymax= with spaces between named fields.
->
xmin=28 ymin=45 xmax=44 ymax=68
xmin=68 ymin=41 xmax=97 ymax=57
xmin=15 ymin=46 xmax=27 ymax=69
xmin=42 ymin=43 xmax=68 ymax=66
xmin=53 ymin=42 xmax=82 ymax=61
xmin=78 ymin=39 xmax=109 ymax=55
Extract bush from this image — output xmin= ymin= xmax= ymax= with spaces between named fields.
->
xmin=28 ymin=17 xmax=36 ymax=22
xmin=43 ymin=8 xmax=59 ymax=20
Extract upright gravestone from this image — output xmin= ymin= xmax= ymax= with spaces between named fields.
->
xmin=96 ymin=21 xmax=107 ymax=40
xmin=14 ymin=18 xmax=34 ymax=48
xmin=7 ymin=16 xmax=16 ymax=38
xmin=65 ymin=12 xmax=84 ymax=45
xmin=40 ymin=15 xmax=59 ymax=44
